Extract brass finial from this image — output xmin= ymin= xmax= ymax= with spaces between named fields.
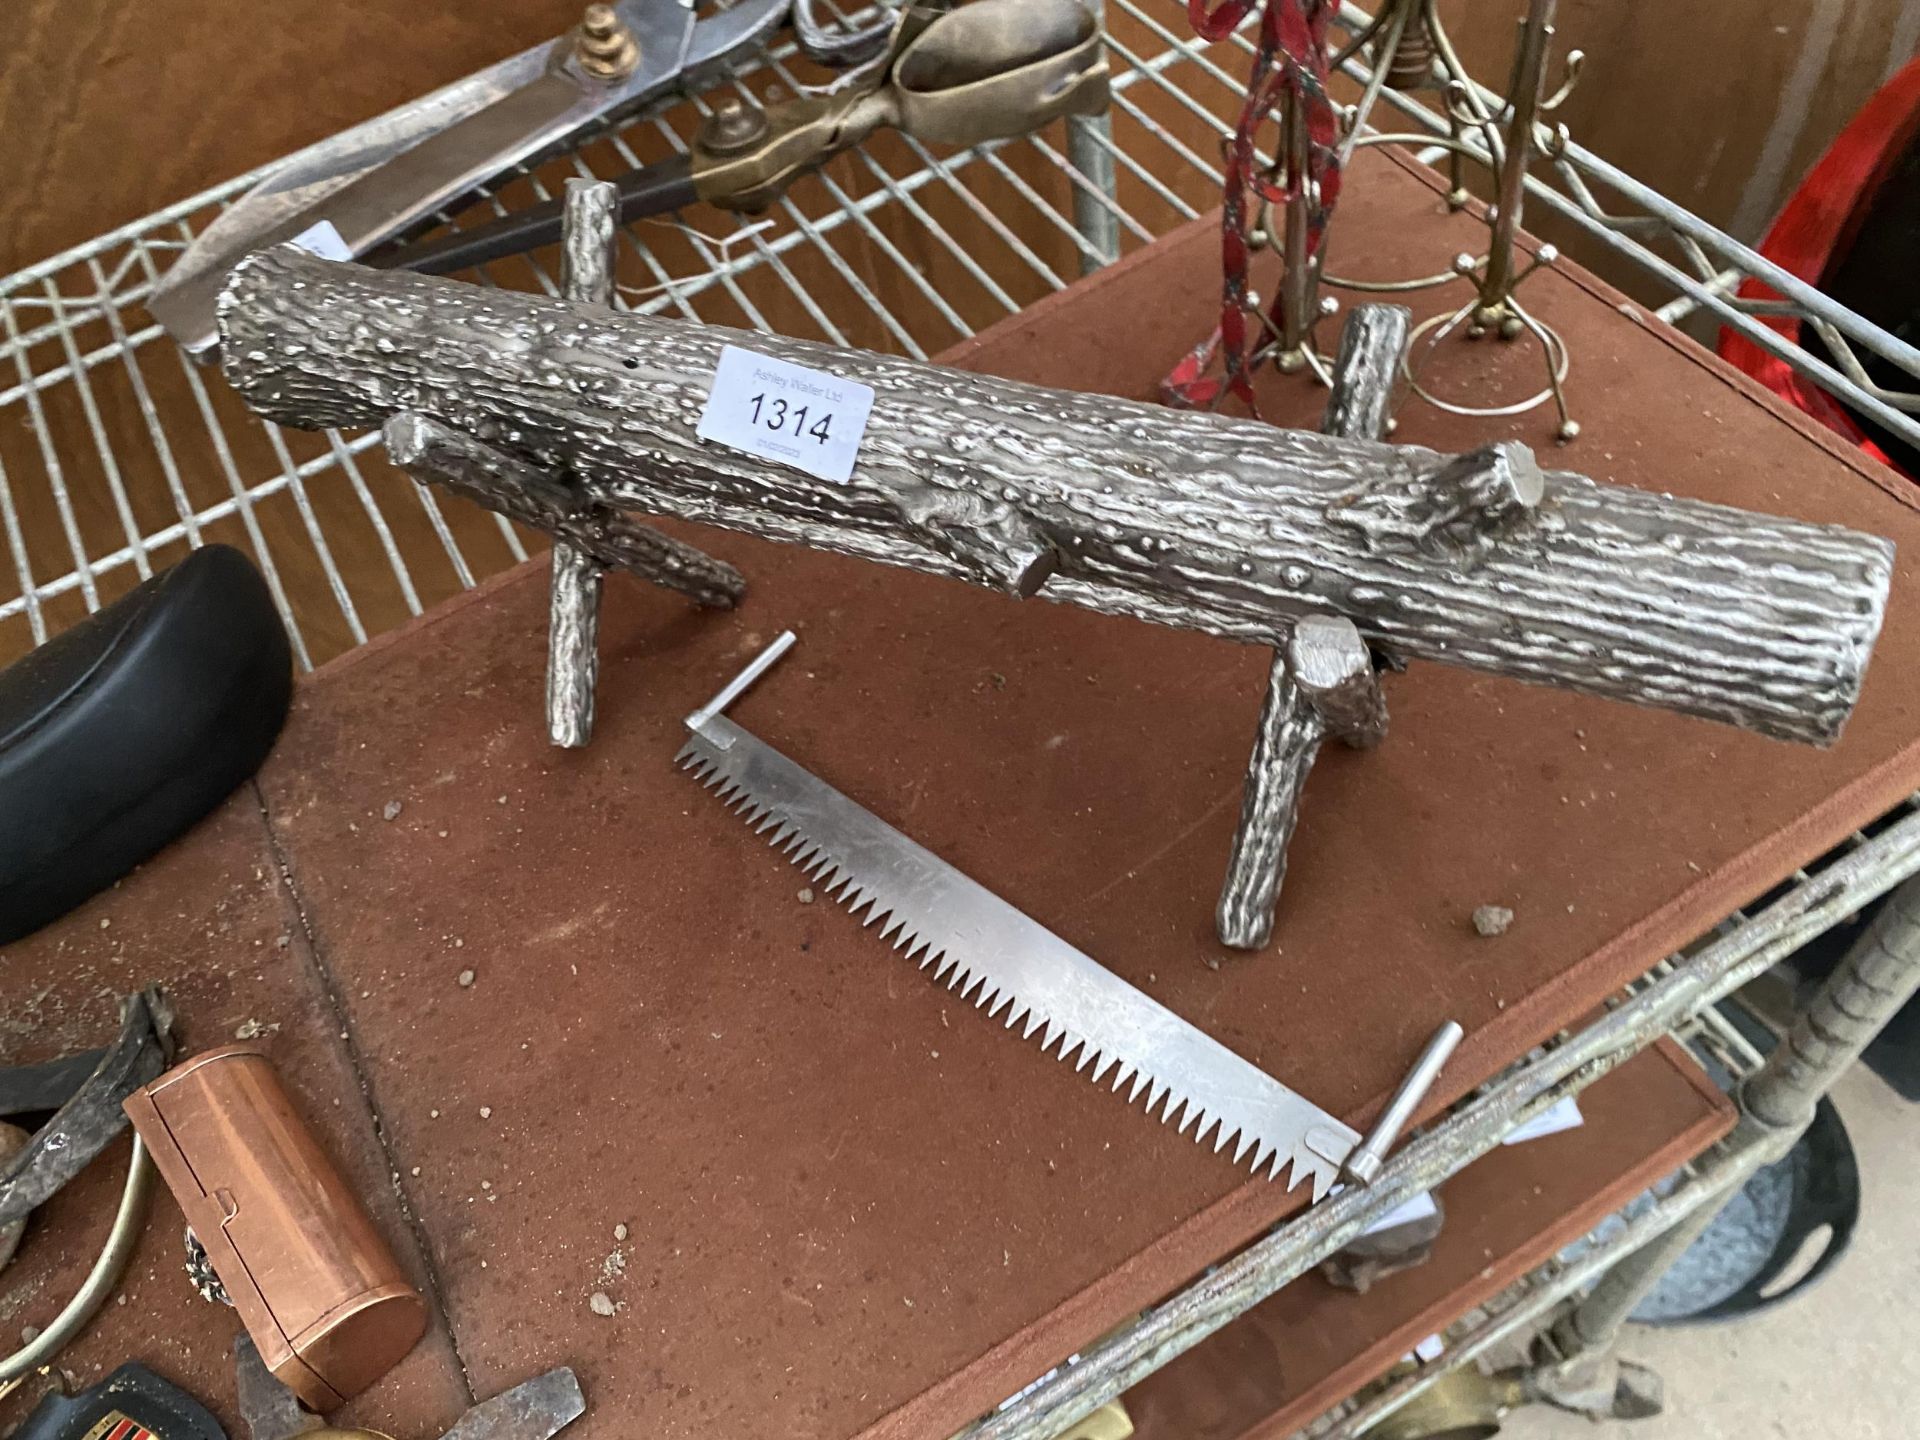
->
xmin=576 ymin=4 xmax=640 ymax=82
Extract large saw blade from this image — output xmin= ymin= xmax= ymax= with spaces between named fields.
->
xmin=677 ymin=715 xmax=1360 ymax=1197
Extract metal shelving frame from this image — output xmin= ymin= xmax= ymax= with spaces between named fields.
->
xmin=5 ymin=5 xmax=1920 ymax=1439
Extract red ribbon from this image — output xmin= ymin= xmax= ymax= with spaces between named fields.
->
xmin=1164 ymin=1 xmax=1344 ymax=417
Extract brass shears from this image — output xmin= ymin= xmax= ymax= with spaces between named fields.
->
xmin=148 ymin=0 xmax=899 ymax=355
xmin=372 ymin=0 xmax=1111 ymax=276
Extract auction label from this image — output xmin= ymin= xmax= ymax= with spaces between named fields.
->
xmin=696 ymin=344 xmax=874 ymax=484
xmin=288 ymin=219 xmax=352 ymax=262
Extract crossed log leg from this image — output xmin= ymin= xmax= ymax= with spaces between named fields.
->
xmin=386 ymin=179 xmax=745 ymax=747
xmin=1216 ymin=306 xmax=1407 ymax=951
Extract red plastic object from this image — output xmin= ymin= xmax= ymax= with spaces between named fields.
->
xmin=1718 ymin=54 xmax=1920 ymax=467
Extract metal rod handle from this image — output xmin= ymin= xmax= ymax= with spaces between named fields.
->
xmin=1343 ymin=1019 xmax=1464 ymax=1184
xmin=687 ymin=629 xmax=797 ymax=731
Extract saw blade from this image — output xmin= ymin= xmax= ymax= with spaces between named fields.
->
xmin=677 ymin=716 xmax=1360 ymax=1196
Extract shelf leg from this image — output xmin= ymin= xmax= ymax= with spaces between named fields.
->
xmin=1068 ymin=0 xmax=1120 ymax=274
xmin=1536 ymin=873 xmax=1920 ymax=1410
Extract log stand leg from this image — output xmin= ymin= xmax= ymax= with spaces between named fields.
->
xmin=1216 ymin=305 xmax=1408 ymax=950
xmin=382 ymin=178 xmax=745 ymax=747
xmin=1524 ymin=876 xmax=1920 ymax=1422
xmin=547 ymin=179 xmax=621 ymax=748
xmin=1217 ymin=616 xmax=1385 ymax=949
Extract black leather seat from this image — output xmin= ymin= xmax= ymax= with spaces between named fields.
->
xmin=0 ymin=544 xmax=292 ymax=945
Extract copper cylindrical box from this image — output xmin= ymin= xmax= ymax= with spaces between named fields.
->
xmin=124 ymin=1045 xmax=426 ymax=1410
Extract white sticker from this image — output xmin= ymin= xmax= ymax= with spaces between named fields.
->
xmin=696 ymin=344 xmax=874 ymax=484
xmin=1502 ymin=1094 xmax=1585 ymax=1145
xmin=287 ymin=219 xmax=352 ymax=262
xmin=1361 ymin=1188 xmax=1439 ymax=1236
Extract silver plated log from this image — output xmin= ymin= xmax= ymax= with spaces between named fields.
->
xmin=220 ymin=248 xmax=1894 ymax=746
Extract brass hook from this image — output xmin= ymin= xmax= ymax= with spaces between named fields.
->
xmin=1541 ymin=48 xmax=1584 ymax=112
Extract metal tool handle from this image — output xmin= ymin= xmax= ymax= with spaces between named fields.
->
xmin=686 ymin=630 xmax=796 ymax=732
xmin=379 ymin=158 xmax=697 ymax=276
xmin=1343 ymin=1020 xmax=1464 ymax=1184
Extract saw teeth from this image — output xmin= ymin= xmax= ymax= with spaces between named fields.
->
xmin=681 ymin=727 xmax=1353 ymax=1193
xmin=1281 ymin=1154 xmax=1314 ymax=1193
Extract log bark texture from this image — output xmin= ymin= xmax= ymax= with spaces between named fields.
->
xmin=1291 ymin=613 xmax=1389 ymax=748
xmin=547 ymin=178 xmax=619 ymax=749
xmin=1217 ymin=652 xmax=1325 ymax=951
xmin=546 ymin=541 xmax=603 ymax=749
xmin=1321 ymin=303 xmax=1410 ymax=443
xmin=221 ymin=248 xmax=1895 ymax=745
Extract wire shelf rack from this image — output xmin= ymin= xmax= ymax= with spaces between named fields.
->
xmin=6 ymin=4 xmax=1920 ymax=1434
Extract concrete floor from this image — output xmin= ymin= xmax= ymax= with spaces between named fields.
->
xmin=1505 ymin=1063 xmax=1919 ymax=1440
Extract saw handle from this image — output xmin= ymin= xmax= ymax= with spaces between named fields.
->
xmin=1343 ymin=1020 xmax=1464 ymax=1185
xmin=687 ymin=630 xmax=797 ymax=732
